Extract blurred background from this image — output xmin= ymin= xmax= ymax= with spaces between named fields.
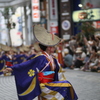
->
xmin=0 ymin=0 xmax=100 ymax=47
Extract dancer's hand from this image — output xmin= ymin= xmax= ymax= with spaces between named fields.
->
xmin=2 ymin=68 xmax=13 ymax=73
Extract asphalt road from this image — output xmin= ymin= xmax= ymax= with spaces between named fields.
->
xmin=63 ymin=69 xmax=100 ymax=100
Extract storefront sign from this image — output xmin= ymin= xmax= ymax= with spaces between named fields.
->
xmin=50 ymin=21 xmax=58 ymax=35
xmin=63 ymin=34 xmax=70 ymax=40
xmin=59 ymin=0 xmax=72 ymax=37
xmin=49 ymin=0 xmax=58 ymax=20
xmin=61 ymin=20 xmax=71 ymax=30
xmin=72 ymin=8 xmax=100 ymax=22
xmin=31 ymin=0 xmax=40 ymax=22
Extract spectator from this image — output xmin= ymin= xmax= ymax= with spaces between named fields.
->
xmin=63 ymin=48 xmax=73 ymax=69
xmin=89 ymin=50 xmax=100 ymax=72
xmin=73 ymin=47 xmax=86 ymax=69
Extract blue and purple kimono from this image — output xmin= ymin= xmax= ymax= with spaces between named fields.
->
xmin=11 ymin=53 xmax=78 ymax=100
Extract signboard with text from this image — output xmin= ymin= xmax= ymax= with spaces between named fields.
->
xmin=49 ymin=0 xmax=58 ymax=20
xmin=31 ymin=0 xmax=40 ymax=22
xmin=50 ymin=21 xmax=58 ymax=35
xmin=59 ymin=0 xmax=72 ymax=38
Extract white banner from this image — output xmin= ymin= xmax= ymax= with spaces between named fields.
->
xmin=49 ymin=0 xmax=58 ymax=20
xmin=31 ymin=0 xmax=40 ymax=22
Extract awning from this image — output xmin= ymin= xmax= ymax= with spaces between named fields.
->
xmin=0 ymin=0 xmax=30 ymax=7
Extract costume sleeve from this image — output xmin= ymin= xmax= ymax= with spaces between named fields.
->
xmin=11 ymin=55 xmax=48 ymax=72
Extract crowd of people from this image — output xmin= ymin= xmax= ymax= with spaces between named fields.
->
xmin=0 ymin=34 xmax=100 ymax=76
xmin=61 ymin=34 xmax=100 ymax=73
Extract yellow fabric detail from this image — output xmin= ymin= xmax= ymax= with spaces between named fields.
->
xmin=40 ymin=83 xmax=45 ymax=87
xmin=41 ymin=89 xmax=62 ymax=100
xmin=51 ymin=97 xmax=58 ymax=100
xmin=28 ymin=69 xmax=35 ymax=77
xmin=40 ymin=83 xmax=74 ymax=100
xmin=0 ymin=66 xmax=6 ymax=72
xmin=40 ymin=85 xmax=58 ymax=98
xmin=41 ymin=98 xmax=64 ymax=100
xmin=48 ymin=90 xmax=57 ymax=95
xmin=0 ymin=67 xmax=4 ymax=72
xmin=40 ymin=84 xmax=65 ymax=100
xmin=0 ymin=60 xmax=5 ymax=72
xmin=58 ymin=66 xmax=63 ymax=72
xmin=21 ymin=57 xmax=24 ymax=60
xmin=44 ymin=82 xmax=71 ymax=87
xmin=70 ymin=87 xmax=75 ymax=100
xmin=40 ymin=91 xmax=47 ymax=97
xmin=31 ymin=53 xmax=44 ymax=59
xmin=58 ymin=65 xmax=66 ymax=80
xmin=0 ymin=60 xmax=4 ymax=63
xmin=14 ymin=62 xmax=18 ymax=64
xmin=19 ymin=76 xmax=36 ymax=96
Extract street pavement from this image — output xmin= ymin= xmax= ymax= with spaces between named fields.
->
xmin=0 ymin=75 xmax=18 ymax=100
xmin=63 ymin=69 xmax=100 ymax=100
xmin=0 ymin=69 xmax=100 ymax=100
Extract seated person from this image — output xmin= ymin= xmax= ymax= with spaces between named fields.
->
xmin=74 ymin=47 xmax=86 ymax=69
xmin=63 ymin=48 xmax=73 ymax=69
